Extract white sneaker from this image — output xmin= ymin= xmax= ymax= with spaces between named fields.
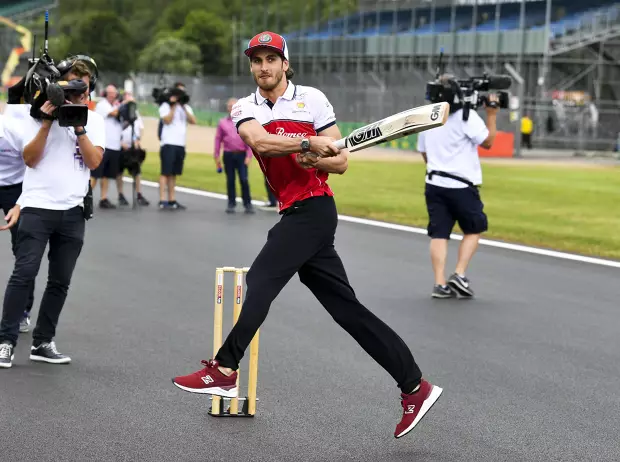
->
xmin=0 ymin=342 xmax=14 ymax=368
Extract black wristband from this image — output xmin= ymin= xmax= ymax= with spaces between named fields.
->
xmin=75 ymin=128 xmax=87 ymax=137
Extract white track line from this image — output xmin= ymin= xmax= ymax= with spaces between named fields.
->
xmin=126 ymin=178 xmax=620 ymax=269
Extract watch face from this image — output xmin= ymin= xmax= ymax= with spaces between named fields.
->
xmin=301 ymin=139 xmax=310 ymax=151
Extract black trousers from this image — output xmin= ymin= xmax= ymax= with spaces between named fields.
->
xmin=0 ymin=206 xmax=85 ymax=346
xmin=223 ymin=151 xmax=252 ymax=207
xmin=0 ymin=183 xmax=34 ymax=314
xmin=215 ymin=195 xmax=422 ymax=394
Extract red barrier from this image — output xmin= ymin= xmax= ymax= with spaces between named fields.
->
xmin=478 ymin=131 xmax=514 ymax=157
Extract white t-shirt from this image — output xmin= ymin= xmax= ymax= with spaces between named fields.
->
xmin=417 ymin=108 xmax=489 ymax=188
xmin=0 ymin=114 xmax=26 ymax=186
xmin=95 ymin=99 xmax=123 ymax=151
xmin=3 ymin=103 xmax=32 ymax=120
xmin=16 ymin=110 xmax=106 ymax=210
xmin=159 ymin=102 xmax=194 ymax=147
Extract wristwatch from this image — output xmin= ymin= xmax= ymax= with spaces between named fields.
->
xmin=75 ymin=128 xmax=87 ymax=137
xmin=300 ymin=137 xmax=310 ymax=153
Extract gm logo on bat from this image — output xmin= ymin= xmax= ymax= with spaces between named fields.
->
xmin=348 ymin=122 xmax=382 ymax=147
xmin=430 ymin=104 xmax=442 ymax=121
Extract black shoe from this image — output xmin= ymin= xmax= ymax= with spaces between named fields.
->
xmin=447 ymin=273 xmax=474 ymax=297
xmin=118 ymin=194 xmax=130 ymax=206
xmin=137 ymin=194 xmax=150 ymax=206
xmin=244 ymin=204 xmax=255 ymax=214
xmin=168 ymin=201 xmax=186 ymax=210
xmin=431 ymin=284 xmax=456 ymax=299
xmin=30 ymin=341 xmax=71 ymax=364
xmin=226 ymin=205 xmax=236 ymax=214
xmin=99 ymin=198 xmax=116 ymax=209
xmin=0 ymin=342 xmax=14 ymax=368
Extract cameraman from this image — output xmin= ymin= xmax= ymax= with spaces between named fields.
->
xmin=120 ymin=93 xmax=149 ymax=206
xmin=158 ymin=82 xmax=196 ymax=210
xmin=92 ymin=84 xmax=127 ymax=208
xmin=0 ymin=105 xmax=35 ymax=334
xmin=417 ymin=74 xmax=499 ymax=299
xmin=0 ymin=60 xmax=105 ymax=368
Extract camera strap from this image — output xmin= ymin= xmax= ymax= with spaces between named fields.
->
xmin=427 ymin=170 xmax=478 ymax=189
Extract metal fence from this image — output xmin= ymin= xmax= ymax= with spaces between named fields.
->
xmin=100 ymin=66 xmax=615 ymax=153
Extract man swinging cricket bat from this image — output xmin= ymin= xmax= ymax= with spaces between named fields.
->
xmin=172 ymin=30 xmax=447 ymax=439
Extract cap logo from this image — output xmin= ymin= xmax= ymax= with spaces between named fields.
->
xmin=258 ymin=34 xmax=272 ymax=43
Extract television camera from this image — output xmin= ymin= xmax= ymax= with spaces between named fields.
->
xmin=151 ymin=85 xmax=190 ymax=105
xmin=425 ymin=49 xmax=511 ymax=121
xmin=7 ymin=11 xmax=98 ymax=127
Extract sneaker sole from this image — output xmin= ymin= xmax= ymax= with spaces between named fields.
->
xmin=395 ymin=385 xmax=443 ymax=439
xmin=29 ymin=354 xmax=71 ymax=364
xmin=0 ymin=355 xmax=14 ymax=368
xmin=171 ymin=380 xmax=238 ymax=398
xmin=431 ymin=292 xmax=455 ymax=299
xmin=448 ymin=280 xmax=474 ymax=297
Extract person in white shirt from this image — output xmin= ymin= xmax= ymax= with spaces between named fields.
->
xmin=416 ymin=74 xmax=499 ymax=299
xmin=0 ymin=105 xmax=35 ymax=333
xmin=120 ymin=97 xmax=149 ymax=206
xmin=0 ymin=59 xmax=105 ymax=368
xmin=158 ymin=82 xmax=196 ymax=210
xmin=93 ymin=84 xmax=127 ymax=208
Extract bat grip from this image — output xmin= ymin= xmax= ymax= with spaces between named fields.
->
xmin=333 ymin=138 xmax=346 ymax=150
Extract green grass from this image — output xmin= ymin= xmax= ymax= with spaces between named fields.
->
xmin=140 ymin=152 xmax=620 ymax=260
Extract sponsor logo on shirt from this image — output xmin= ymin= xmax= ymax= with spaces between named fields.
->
xmin=275 ymin=127 xmax=310 ymax=137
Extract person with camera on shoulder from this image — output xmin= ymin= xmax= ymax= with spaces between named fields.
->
xmin=120 ymin=92 xmax=149 ymax=206
xmin=92 ymin=84 xmax=127 ymax=208
xmin=158 ymin=82 xmax=196 ymax=210
xmin=0 ymin=58 xmax=105 ymax=368
xmin=417 ymin=74 xmax=501 ymax=300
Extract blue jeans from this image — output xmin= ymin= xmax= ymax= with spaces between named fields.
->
xmin=223 ymin=151 xmax=252 ymax=207
xmin=265 ymin=177 xmax=277 ymax=206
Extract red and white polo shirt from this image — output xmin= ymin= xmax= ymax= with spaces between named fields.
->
xmin=231 ymin=81 xmax=337 ymax=211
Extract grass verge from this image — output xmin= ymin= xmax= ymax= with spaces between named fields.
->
xmin=139 ymin=152 xmax=620 ymax=260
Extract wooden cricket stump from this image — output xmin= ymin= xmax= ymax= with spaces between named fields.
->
xmin=209 ymin=267 xmax=260 ymax=417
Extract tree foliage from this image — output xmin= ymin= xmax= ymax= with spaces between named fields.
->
xmin=21 ymin=0 xmax=358 ymax=75
xmin=137 ymin=37 xmax=202 ymax=75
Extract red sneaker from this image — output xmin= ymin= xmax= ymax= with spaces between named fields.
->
xmin=394 ymin=379 xmax=443 ymax=439
xmin=172 ymin=359 xmax=238 ymax=397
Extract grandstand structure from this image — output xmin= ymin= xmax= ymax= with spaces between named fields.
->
xmin=3 ymin=0 xmax=619 ymax=153
xmin=234 ymin=0 xmax=620 ymax=151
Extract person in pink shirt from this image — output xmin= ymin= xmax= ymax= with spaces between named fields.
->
xmin=214 ymin=98 xmax=255 ymax=213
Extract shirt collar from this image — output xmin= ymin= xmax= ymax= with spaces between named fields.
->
xmin=254 ymin=81 xmax=296 ymax=106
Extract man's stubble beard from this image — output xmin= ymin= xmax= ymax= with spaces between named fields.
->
xmin=253 ymin=68 xmax=284 ymax=91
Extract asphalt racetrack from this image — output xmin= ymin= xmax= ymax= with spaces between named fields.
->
xmin=1 ymin=186 xmax=619 ymax=462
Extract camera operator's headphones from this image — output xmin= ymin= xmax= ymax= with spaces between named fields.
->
xmin=55 ymin=54 xmax=99 ymax=94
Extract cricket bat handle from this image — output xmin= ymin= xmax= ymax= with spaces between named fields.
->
xmin=333 ymin=139 xmax=346 ymax=150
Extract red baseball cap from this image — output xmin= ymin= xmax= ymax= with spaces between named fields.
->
xmin=244 ymin=31 xmax=289 ymax=61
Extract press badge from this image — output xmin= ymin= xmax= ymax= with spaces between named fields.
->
xmin=74 ymin=139 xmax=85 ymax=171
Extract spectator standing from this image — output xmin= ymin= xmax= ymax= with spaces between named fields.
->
xmin=214 ymin=98 xmax=255 ymax=214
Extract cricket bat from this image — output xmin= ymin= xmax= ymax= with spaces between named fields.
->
xmin=333 ymin=102 xmax=450 ymax=152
